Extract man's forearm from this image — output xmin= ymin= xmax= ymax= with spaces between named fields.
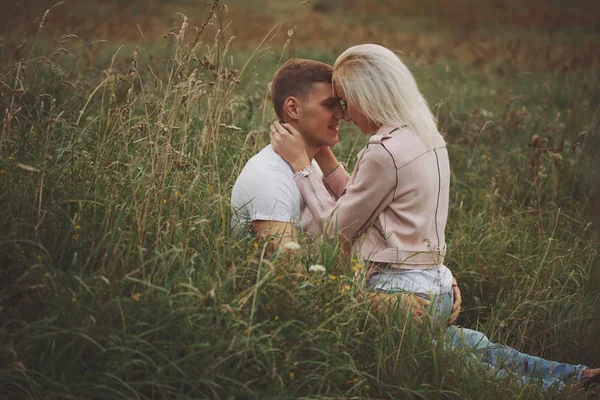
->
xmin=252 ymin=220 xmax=299 ymax=252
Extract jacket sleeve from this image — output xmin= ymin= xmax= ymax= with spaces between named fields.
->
xmin=322 ymin=163 xmax=350 ymax=199
xmin=294 ymin=145 xmax=397 ymax=239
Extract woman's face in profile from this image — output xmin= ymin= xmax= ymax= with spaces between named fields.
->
xmin=334 ymin=83 xmax=378 ymax=135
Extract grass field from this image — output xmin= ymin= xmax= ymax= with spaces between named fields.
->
xmin=1 ymin=0 xmax=599 ymax=398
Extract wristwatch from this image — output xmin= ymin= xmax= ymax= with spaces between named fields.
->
xmin=296 ymin=167 xmax=311 ymax=177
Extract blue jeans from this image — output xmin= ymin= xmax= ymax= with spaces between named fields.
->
xmin=367 ymin=276 xmax=588 ymax=391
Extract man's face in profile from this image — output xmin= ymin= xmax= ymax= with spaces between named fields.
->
xmin=294 ymin=82 xmax=344 ymax=148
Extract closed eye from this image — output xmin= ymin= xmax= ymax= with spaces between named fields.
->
xmin=322 ymin=98 xmax=341 ymax=110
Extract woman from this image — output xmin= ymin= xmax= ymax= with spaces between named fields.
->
xmin=270 ymin=44 xmax=599 ymax=391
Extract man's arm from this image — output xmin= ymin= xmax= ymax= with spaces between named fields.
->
xmin=448 ymin=277 xmax=462 ymax=325
xmin=233 ymin=158 xmax=302 ymax=251
xmin=252 ymin=220 xmax=298 ymax=251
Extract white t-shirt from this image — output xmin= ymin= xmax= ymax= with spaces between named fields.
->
xmin=231 ymin=145 xmax=319 ymax=235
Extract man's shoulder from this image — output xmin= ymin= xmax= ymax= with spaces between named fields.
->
xmin=232 ymin=145 xmax=296 ymax=196
xmin=231 ymin=145 xmax=302 ymax=225
xmin=233 ymin=145 xmax=322 ymax=192
xmin=243 ymin=145 xmax=293 ymax=175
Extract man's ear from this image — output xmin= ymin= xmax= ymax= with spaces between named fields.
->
xmin=283 ymin=97 xmax=301 ymax=121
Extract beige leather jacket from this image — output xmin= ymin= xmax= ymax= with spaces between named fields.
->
xmin=295 ymin=125 xmax=450 ymax=272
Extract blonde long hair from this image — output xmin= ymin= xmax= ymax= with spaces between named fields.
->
xmin=333 ymin=44 xmax=445 ymax=150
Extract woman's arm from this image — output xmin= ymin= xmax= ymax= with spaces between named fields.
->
xmin=294 ymin=150 xmax=395 ymax=240
xmin=313 ymin=146 xmax=339 ymax=176
xmin=314 ymin=146 xmax=351 ymax=199
xmin=270 ymin=122 xmax=396 ymax=240
xmin=322 ymin=163 xmax=350 ymax=199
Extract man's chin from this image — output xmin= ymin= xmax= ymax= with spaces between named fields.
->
xmin=326 ymin=131 xmax=340 ymax=145
xmin=310 ymin=133 xmax=339 ymax=148
xmin=321 ymin=137 xmax=339 ymax=147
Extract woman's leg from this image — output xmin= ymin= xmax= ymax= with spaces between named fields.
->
xmin=423 ymin=279 xmax=589 ymax=390
xmin=368 ymin=271 xmax=591 ymax=390
xmin=444 ymin=325 xmax=588 ymax=390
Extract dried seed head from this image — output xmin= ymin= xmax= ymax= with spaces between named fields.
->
xmin=53 ymin=48 xmax=69 ymax=57
xmin=177 ymin=13 xmax=189 ymax=41
xmin=60 ymin=34 xmax=80 ymax=45
xmin=38 ymin=2 xmax=65 ymax=33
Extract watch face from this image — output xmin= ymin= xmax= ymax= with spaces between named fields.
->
xmin=299 ymin=168 xmax=310 ymax=177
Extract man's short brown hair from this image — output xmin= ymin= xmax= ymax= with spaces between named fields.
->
xmin=271 ymin=59 xmax=333 ymax=119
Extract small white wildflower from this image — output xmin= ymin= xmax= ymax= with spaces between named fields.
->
xmin=283 ymin=241 xmax=301 ymax=251
xmin=308 ymin=264 xmax=326 ymax=273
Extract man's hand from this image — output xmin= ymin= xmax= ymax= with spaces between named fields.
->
xmin=270 ymin=121 xmax=310 ymax=172
xmin=252 ymin=220 xmax=298 ymax=252
xmin=448 ymin=277 xmax=462 ymax=325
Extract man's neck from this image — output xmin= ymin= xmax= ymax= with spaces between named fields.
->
xmin=304 ymin=143 xmax=320 ymax=163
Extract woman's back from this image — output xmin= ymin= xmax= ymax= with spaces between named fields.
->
xmin=339 ymin=125 xmax=450 ymax=269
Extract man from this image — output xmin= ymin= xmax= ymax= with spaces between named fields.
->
xmin=231 ymin=59 xmax=343 ymax=246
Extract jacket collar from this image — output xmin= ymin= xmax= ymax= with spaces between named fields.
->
xmin=371 ymin=123 xmax=406 ymax=137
